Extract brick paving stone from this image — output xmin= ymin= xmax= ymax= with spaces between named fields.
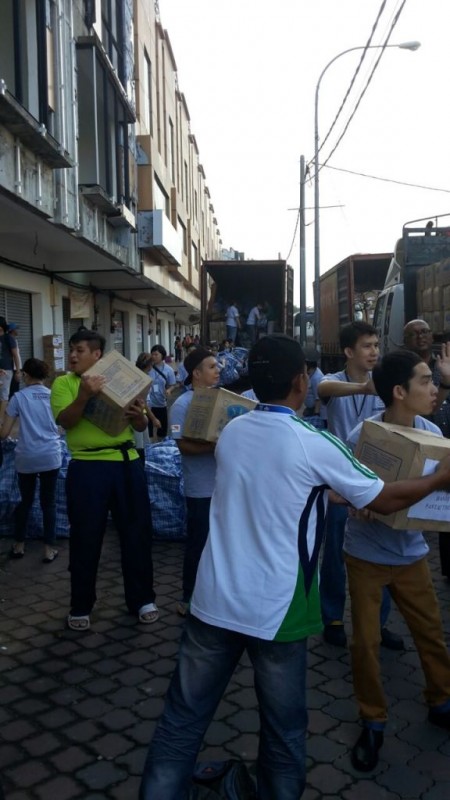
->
xmin=412 ymin=751 xmax=450 ymax=781
xmin=34 ymin=775 xmax=84 ymax=799
xmin=134 ymin=696 xmax=165 ymax=720
xmin=49 ymin=687 xmax=85 ymax=706
xmin=126 ymin=720 xmax=155 ymax=745
xmin=115 ymin=745 xmax=148 ymax=775
xmin=0 ymin=744 xmax=23 ymax=769
xmin=50 ymin=745 xmax=94 ymax=772
xmin=377 ymin=766 xmax=433 ymax=797
xmin=72 ymin=697 xmax=115 ymax=719
xmin=422 ymin=785 xmax=450 ymax=800
xmin=22 ymin=732 xmax=62 ymax=756
xmin=62 ymin=667 xmax=94 ymax=685
xmin=321 ymin=697 xmax=358 ymax=722
xmin=342 ymin=785 xmax=402 ymax=800
xmin=3 ymin=666 xmax=37 ymax=683
xmin=13 ymin=698 xmax=50 ymax=716
xmin=225 ymin=733 xmax=258 ymax=761
xmin=308 ymin=709 xmax=340 ymax=735
xmin=107 ymin=687 xmax=142 ymax=707
xmin=2 ymin=718 xmax=37 ymax=741
xmin=307 ymin=763 xmax=352 ymax=795
xmin=6 ymin=760 xmax=51 ymax=789
xmin=204 ymin=722 xmax=240 ymax=746
xmin=307 ymin=734 xmax=347 ymax=762
xmin=65 ymin=720 xmax=102 ymax=743
xmin=226 ymin=709 xmax=259 ymax=734
xmin=0 ymin=685 xmax=26 ymax=704
xmin=100 ymin=708 xmax=138 ymax=731
xmin=76 ymin=761 xmax=128 ymax=791
xmin=109 ymin=776 xmax=141 ymax=799
xmin=91 ymin=733 xmax=134 ymax=759
xmin=306 ymin=688 xmax=335 ymax=710
xmin=83 ymin=677 xmax=118 ymax=696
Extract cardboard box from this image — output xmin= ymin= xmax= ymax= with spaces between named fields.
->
xmin=183 ymin=387 xmax=257 ymax=442
xmin=432 ymin=285 xmax=443 ymax=312
xmin=82 ymin=350 xmax=152 ymax=436
xmin=435 ymin=258 xmax=450 ymax=288
xmin=416 ymin=267 xmax=425 ymax=292
xmin=355 ymin=420 xmax=450 ymax=531
xmin=424 ymin=262 xmax=436 ymax=288
xmin=421 ymin=287 xmax=433 ymax=312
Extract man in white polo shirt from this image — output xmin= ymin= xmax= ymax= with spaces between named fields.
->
xmin=140 ymin=335 xmax=450 ymax=800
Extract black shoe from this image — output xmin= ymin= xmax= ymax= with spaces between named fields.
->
xmin=380 ymin=627 xmax=404 ymax=651
xmin=351 ymin=728 xmax=384 ymax=772
xmin=323 ymin=624 xmax=347 ymax=647
xmin=428 ymin=707 xmax=450 ymax=730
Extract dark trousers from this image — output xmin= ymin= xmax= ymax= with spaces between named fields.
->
xmin=14 ymin=469 xmax=59 ymax=545
xmin=439 ymin=533 xmax=450 ymax=577
xmin=66 ymin=459 xmax=155 ymax=616
xmin=148 ymin=406 xmax=168 ymax=438
xmin=182 ymin=497 xmax=211 ymax=602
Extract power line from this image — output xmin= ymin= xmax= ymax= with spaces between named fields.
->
xmin=319 ymin=0 xmax=408 ymax=172
xmin=323 ymin=163 xmax=450 ymax=194
xmin=317 ymin=0 xmax=389 ymax=160
xmin=285 ymin=210 xmax=300 ymax=262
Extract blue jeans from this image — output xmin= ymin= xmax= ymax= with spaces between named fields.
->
xmin=182 ymin=497 xmax=211 ymax=602
xmin=226 ymin=325 xmax=238 ymax=343
xmin=140 ymin=616 xmax=308 ymax=800
xmin=320 ymin=503 xmax=390 ymax=627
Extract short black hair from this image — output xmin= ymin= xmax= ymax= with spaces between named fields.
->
xmin=372 ymin=349 xmax=422 ymax=407
xmin=249 ymin=334 xmax=305 ymax=403
xmin=69 ymin=329 xmax=106 ymax=354
xmin=339 ymin=321 xmax=377 ymax=351
xmin=22 ymin=358 xmax=49 ymax=381
xmin=151 ymin=344 xmax=167 ymax=359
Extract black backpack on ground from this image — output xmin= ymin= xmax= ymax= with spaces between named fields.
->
xmin=189 ymin=759 xmax=257 ymax=799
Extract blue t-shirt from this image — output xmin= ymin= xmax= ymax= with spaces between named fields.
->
xmin=169 ymin=390 xmax=216 ymax=498
xmin=344 ymin=412 xmax=441 ymax=564
xmin=148 ymin=363 xmax=176 ymax=407
xmin=0 ymin=333 xmax=16 ymax=370
xmin=7 ymin=385 xmax=62 ymax=473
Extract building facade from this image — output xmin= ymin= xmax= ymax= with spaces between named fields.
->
xmin=0 ymin=0 xmax=222 ymax=367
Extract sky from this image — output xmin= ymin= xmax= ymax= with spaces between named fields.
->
xmin=159 ymin=0 xmax=450 ymax=305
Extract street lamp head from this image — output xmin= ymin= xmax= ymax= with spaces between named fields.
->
xmin=397 ymin=40 xmax=421 ymax=51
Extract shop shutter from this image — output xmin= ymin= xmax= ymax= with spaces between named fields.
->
xmin=0 ymin=287 xmax=33 ymax=363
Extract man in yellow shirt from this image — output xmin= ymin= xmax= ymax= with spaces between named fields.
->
xmin=51 ymin=329 xmax=158 ymax=631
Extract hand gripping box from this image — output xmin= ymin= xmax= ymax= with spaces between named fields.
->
xmin=82 ymin=350 xmax=151 ymax=436
xmin=183 ymin=387 xmax=257 ymax=442
xmin=355 ymin=420 xmax=450 ymax=531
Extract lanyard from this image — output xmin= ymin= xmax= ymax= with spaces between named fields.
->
xmin=255 ymin=403 xmax=296 ymax=416
xmin=345 ymin=371 xmax=367 ymax=419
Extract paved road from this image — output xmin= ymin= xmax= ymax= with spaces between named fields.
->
xmin=1 ymin=531 xmax=450 ymax=799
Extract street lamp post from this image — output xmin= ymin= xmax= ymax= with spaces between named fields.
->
xmin=313 ymin=40 xmax=420 ymax=351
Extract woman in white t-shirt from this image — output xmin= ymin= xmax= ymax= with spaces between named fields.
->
xmin=0 ymin=358 xmax=62 ymax=562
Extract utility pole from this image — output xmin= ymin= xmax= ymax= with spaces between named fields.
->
xmin=299 ymin=155 xmax=307 ymax=347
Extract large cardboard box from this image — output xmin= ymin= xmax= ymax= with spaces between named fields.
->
xmin=183 ymin=387 xmax=257 ymax=442
xmin=355 ymin=420 xmax=450 ymax=531
xmin=82 ymin=350 xmax=152 ymax=436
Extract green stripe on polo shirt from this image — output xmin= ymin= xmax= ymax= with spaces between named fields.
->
xmin=274 ymin=565 xmax=322 ymax=642
xmin=291 ymin=417 xmax=378 ymax=480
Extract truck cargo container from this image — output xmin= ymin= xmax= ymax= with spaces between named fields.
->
xmin=200 ymin=259 xmax=294 ymax=346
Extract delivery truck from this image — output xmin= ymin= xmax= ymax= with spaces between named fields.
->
xmin=373 ymin=215 xmax=450 ymax=355
xmin=200 ymin=259 xmax=294 ymax=346
xmin=317 ymin=252 xmax=392 ymax=373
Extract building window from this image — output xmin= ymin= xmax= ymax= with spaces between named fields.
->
xmin=191 ymin=241 xmax=198 ymax=271
xmin=136 ymin=314 xmax=145 ymax=353
xmin=168 ymin=117 xmax=175 ymax=185
xmin=142 ymin=49 xmax=152 ymax=134
xmin=153 ymin=176 xmax=170 ymax=219
xmin=77 ymin=44 xmax=131 ymax=205
xmin=184 ymin=160 xmax=189 ymax=213
xmin=101 ymin=0 xmax=124 ymax=83
xmin=178 ymin=217 xmax=187 ymax=255
xmin=0 ymin=0 xmax=55 ymax=130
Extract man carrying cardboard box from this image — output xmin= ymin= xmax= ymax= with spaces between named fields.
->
xmin=51 ymin=329 xmax=158 ymax=631
xmin=140 ymin=335 xmax=450 ymax=800
xmin=169 ymin=347 xmax=220 ymax=616
xmin=345 ymin=349 xmax=450 ymax=772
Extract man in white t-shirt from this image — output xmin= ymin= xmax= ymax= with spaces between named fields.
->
xmin=169 ymin=347 xmax=220 ymax=616
xmin=225 ymin=301 xmax=241 ymax=344
xmin=246 ymin=303 xmax=263 ymax=345
xmin=344 ymin=349 xmax=450 ymax=772
xmin=140 ymin=334 xmax=450 ymax=800
xmin=318 ymin=321 xmax=402 ymax=651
